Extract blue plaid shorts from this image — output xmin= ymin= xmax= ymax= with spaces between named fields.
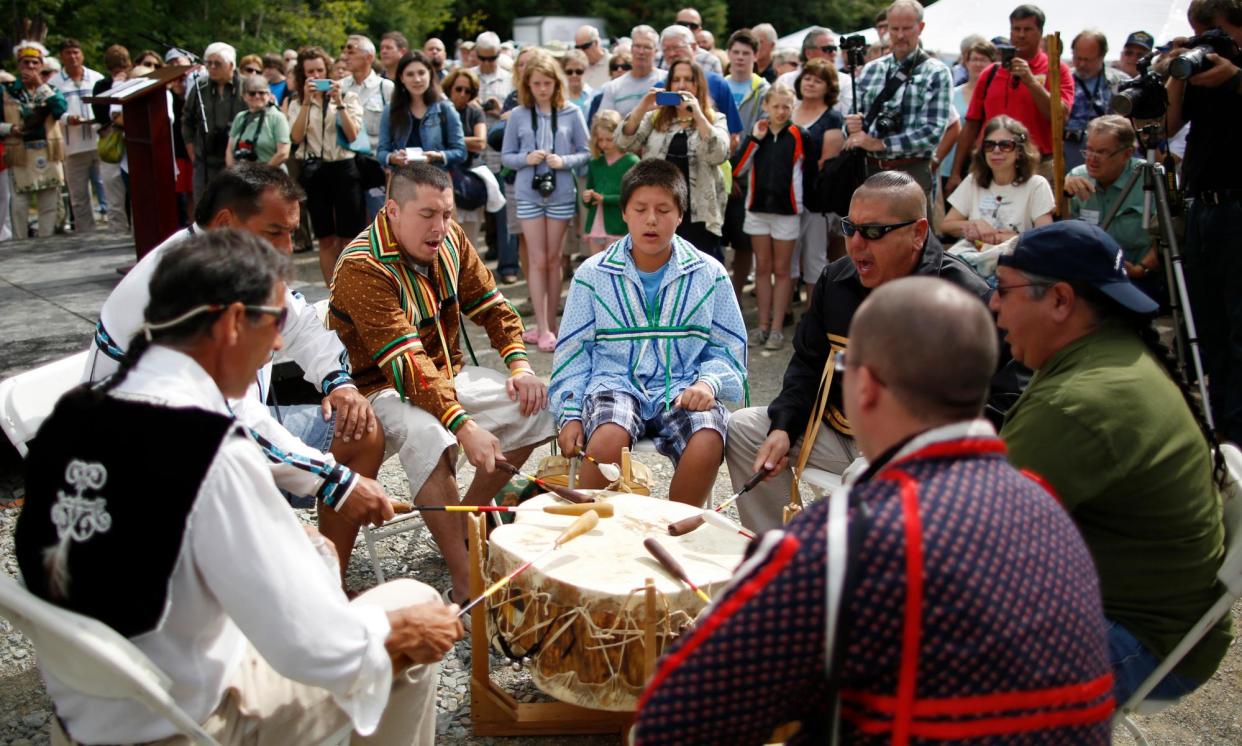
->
xmin=583 ymin=390 xmax=728 ymax=464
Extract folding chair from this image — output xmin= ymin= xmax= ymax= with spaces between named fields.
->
xmin=0 ymin=351 xmax=89 ymax=457
xmin=1113 ymin=443 xmax=1242 ymax=745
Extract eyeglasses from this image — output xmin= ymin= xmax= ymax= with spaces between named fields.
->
xmin=476 ymin=54 xmax=499 ymax=62
xmin=610 ymin=63 xmax=632 ymax=72
xmin=677 ymin=20 xmax=701 ymax=31
xmin=818 ymin=45 xmax=839 ymax=54
xmin=994 ymin=282 xmax=1052 ymax=298
xmin=840 ymin=217 xmax=918 ymax=240
xmin=564 ymin=68 xmax=585 ymax=76
xmin=242 ymin=66 xmax=262 ymax=74
xmin=981 ymin=139 xmax=1019 ymax=153
xmin=245 ymin=90 xmax=268 ymax=97
xmin=341 ymin=43 xmax=359 ymax=53
xmin=245 ymin=304 xmax=289 ymax=330
xmin=451 ymin=85 xmax=473 ymax=93
xmin=141 ymin=302 xmax=287 ymax=340
xmin=1083 ymin=145 xmax=1126 ymax=159
xmin=575 ymin=40 xmax=597 ymax=50
xmin=204 ymin=59 xmax=228 ymax=68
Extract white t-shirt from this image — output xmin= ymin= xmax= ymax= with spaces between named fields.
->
xmin=947 ymin=173 xmax=1055 ymax=233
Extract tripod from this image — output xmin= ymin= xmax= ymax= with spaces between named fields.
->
xmin=1100 ymin=125 xmax=1214 ymax=430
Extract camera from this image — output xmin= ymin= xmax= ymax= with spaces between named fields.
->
xmin=1111 ymin=55 xmax=1167 ymax=120
xmin=996 ymin=42 xmax=1017 ymax=69
xmin=532 ymin=171 xmax=556 ymax=198
xmin=655 ymin=91 xmax=684 ymax=107
xmin=874 ymin=111 xmax=903 ymax=136
xmin=1169 ymin=28 xmax=1241 ymax=80
xmin=841 ymin=35 xmax=867 ymax=70
xmin=233 ymin=140 xmax=258 ymax=162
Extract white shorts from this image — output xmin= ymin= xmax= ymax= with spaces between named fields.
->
xmin=743 ymin=210 xmax=801 ymax=241
xmin=369 ymin=366 xmax=555 ymax=496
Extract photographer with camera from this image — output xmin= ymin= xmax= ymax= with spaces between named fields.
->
xmin=1163 ymin=0 xmax=1242 ymax=444
xmin=225 ymin=75 xmax=290 ymax=171
xmin=500 ymin=55 xmax=590 ymax=353
xmin=948 ymin=5 xmax=1074 ymax=193
xmin=844 ymin=0 xmax=953 ymax=202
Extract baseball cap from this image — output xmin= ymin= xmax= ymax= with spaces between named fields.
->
xmin=164 ymin=47 xmax=193 ymax=63
xmin=1125 ymin=31 xmax=1155 ymax=51
xmin=997 ymin=222 xmax=1158 ymax=315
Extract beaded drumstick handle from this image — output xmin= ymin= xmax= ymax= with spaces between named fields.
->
xmin=668 ymin=467 xmax=769 ymax=536
xmin=495 ymin=461 xmax=595 ymax=503
xmin=457 ymin=509 xmax=601 ymax=617
xmin=643 ymin=537 xmax=711 ymax=603
xmin=397 ymin=502 xmax=613 ymax=516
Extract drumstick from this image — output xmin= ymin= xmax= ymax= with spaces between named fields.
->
xmin=579 ymin=453 xmax=622 ymax=482
xmin=701 ymin=509 xmax=757 ymax=539
xmin=495 ymin=461 xmax=595 ymax=503
xmin=643 ymin=537 xmax=711 ymax=603
xmin=393 ymin=502 xmax=614 ymax=517
xmin=457 ymin=509 xmax=601 ymax=617
xmin=668 ymin=467 xmax=770 ymax=536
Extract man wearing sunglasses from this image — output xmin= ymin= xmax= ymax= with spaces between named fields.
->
xmin=83 ymin=164 xmax=397 ymax=574
xmin=574 ymin=25 xmax=612 ymax=89
xmin=666 ymin=7 xmax=722 ymax=75
xmin=725 ymin=171 xmax=993 ymax=532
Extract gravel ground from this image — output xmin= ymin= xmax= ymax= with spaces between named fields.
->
xmin=0 ymin=281 xmax=1239 ymax=745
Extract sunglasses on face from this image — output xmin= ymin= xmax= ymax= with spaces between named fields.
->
xmin=981 ymin=139 xmax=1018 ymax=153
xmin=575 ymin=40 xmax=597 ymax=50
xmin=242 ymin=67 xmax=261 ymax=75
xmin=247 ymin=304 xmax=289 ymax=331
xmin=840 ymin=217 xmax=918 ymax=240
xmin=245 ymin=90 xmax=267 ymax=97
xmin=677 ymin=20 xmax=701 ymax=30
xmin=476 ymin=54 xmax=499 ymax=62
xmin=818 ymin=45 xmax=839 ymax=54
xmin=564 ymin=68 xmax=585 ymax=76
xmin=451 ymin=85 xmax=474 ymax=94
xmin=611 ymin=63 xmax=632 ymax=72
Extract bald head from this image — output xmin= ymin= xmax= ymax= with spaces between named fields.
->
xmin=853 ymin=170 xmax=926 ymax=222
xmin=850 ymin=277 xmax=998 ymax=423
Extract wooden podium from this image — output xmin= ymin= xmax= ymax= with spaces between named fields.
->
xmin=86 ymin=66 xmax=187 ymax=260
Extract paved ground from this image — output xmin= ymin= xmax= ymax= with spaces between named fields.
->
xmin=0 ymin=233 xmax=1238 ymax=744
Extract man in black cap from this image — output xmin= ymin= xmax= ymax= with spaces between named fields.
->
xmin=993 ymin=221 xmax=1233 ymax=704
xmin=1114 ymin=31 xmax=1154 ymax=77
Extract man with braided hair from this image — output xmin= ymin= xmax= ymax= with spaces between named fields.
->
xmin=994 ymin=220 xmax=1234 ymax=703
xmin=635 ymin=277 xmax=1112 ymax=744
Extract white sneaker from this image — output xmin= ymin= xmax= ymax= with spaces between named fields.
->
xmin=748 ymin=328 xmax=769 ymax=347
xmin=764 ymin=331 xmax=786 ymax=351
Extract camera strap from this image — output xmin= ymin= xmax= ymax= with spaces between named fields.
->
xmin=245 ymin=107 xmax=268 ymax=143
xmin=530 ymin=105 xmax=558 ymax=171
xmin=864 ymin=48 xmax=928 ymax=130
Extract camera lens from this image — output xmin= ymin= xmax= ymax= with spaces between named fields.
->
xmin=1169 ymin=47 xmax=1210 ymax=80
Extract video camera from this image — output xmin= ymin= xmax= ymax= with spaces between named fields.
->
xmin=1111 ymin=54 xmax=1167 ymax=120
xmin=1169 ymin=28 xmax=1240 ymax=80
xmin=841 ymin=35 xmax=868 ymax=70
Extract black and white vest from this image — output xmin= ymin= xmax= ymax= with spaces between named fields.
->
xmin=16 ymin=386 xmax=237 ymax=637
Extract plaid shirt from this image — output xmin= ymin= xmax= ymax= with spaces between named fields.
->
xmin=852 ymin=52 xmax=952 ymax=159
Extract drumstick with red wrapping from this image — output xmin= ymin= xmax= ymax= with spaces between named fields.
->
xmin=396 ymin=502 xmax=614 ymax=516
xmin=667 ymin=466 xmax=770 ymax=536
xmin=495 ymin=461 xmax=595 ymax=503
xmin=643 ymin=537 xmax=711 ymax=603
xmin=457 ymin=509 xmax=601 ymax=617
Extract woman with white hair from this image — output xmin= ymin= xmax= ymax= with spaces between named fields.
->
xmin=1 ymin=41 xmax=68 ymax=238
xmin=180 ymin=41 xmax=246 ymax=201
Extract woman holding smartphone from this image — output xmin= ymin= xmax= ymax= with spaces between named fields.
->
xmin=615 ymin=60 xmax=729 ymax=260
xmin=288 ymin=46 xmax=364 ymax=284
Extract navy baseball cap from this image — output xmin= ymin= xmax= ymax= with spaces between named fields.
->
xmin=998 ymin=222 xmax=1159 ymax=315
xmin=1125 ymin=31 xmax=1155 ymax=51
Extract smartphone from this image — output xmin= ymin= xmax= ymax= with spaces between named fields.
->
xmin=655 ymin=91 xmax=684 ymax=107
xmin=313 ymin=79 xmax=333 ymax=92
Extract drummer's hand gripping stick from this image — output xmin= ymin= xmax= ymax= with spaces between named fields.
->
xmin=456 ymin=509 xmax=601 ymax=617
xmin=495 ymin=461 xmax=595 ymax=503
xmin=643 ymin=537 xmax=711 ymax=603
xmin=667 ymin=467 xmax=770 ymax=536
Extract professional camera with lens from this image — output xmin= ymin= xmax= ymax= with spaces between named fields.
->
xmin=532 ymin=171 xmax=556 ymax=198
xmin=1169 ymin=28 xmax=1241 ymax=80
xmin=233 ymin=140 xmax=259 ymax=162
xmin=1111 ymin=55 xmax=1167 ymax=119
xmin=996 ymin=42 xmax=1017 ymax=69
xmin=874 ymin=111 xmax=904 ymax=136
xmin=841 ymin=35 xmax=868 ymax=69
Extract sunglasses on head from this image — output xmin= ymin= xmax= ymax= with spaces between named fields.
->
xmin=476 ymin=53 xmax=499 ymax=62
xmin=611 ymin=63 xmax=632 ymax=72
xmin=575 ymin=40 xmax=597 ymax=50
xmin=981 ymin=139 xmax=1018 ymax=153
xmin=677 ymin=20 xmax=701 ymax=30
xmin=840 ymin=217 xmax=918 ymax=240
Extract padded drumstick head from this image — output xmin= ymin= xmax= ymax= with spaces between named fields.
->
xmin=643 ymin=537 xmax=691 ymax=584
xmin=544 ymin=502 xmax=615 ymax=517
xmin=554 ymin=509 xmax=600 ymax=546
xmin=702 ymin=510 xmax=743 ymax=534
xmin=667 ymin=514 xmax=706 ymax=536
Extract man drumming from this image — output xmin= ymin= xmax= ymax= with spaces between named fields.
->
xmin=329 ymin=162 xmax=554 ymax=606
xmin=635 ymin=277 xmax=1113 ymax=744
xmin=19 ymin=231 xmax=461 ymax=745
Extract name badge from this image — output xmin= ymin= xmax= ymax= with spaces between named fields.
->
xmin=1079 ymin=208 xmax=1101 ymax=226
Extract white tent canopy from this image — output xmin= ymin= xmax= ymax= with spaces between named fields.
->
xmin=846 ymin=0 xmax=1193 ymax=60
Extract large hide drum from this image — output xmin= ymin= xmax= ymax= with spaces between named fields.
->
xmin=485 ymin=491 xmax=748 ymax=711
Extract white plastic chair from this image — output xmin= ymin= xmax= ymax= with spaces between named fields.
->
xmin=0 ymin=573 xmax=220 ymax=745
xmin=1113 ymin=443 xmax=1242 ymax=745
xmin=0 ymin=351 xmax=89 ymax=457
xmin=800 ymin=457 xmax=868 ymax=500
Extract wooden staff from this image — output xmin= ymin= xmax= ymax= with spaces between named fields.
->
xmin=644 ymin=537 xmax=711 ymax=603
xmin=1046 ymin=32 xmax=1067 ymax=216
xmin=457 ymin=509 xmax=601 ymax=617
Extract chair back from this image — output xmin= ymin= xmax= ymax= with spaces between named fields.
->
xmin=0 ymin=351 xmax=89 ymax=457
xmin=1219 ymin=444 xmax=1242 ymax=596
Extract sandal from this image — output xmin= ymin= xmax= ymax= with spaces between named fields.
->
xmin=522 ymin=327 xmax=539 ymax=344
xmin=443 ymin=586 xmax=471 ymax=633
xmin=537 ymin=331 xmax=558 ymax=353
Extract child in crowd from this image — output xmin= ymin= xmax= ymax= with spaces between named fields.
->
xmin=581 ymin=110 xmax=639 ymax=255
xmin=549 ymin=159 xmax=747 ymax=507
xmin=732 ymin=85 xmax=806 ymax=351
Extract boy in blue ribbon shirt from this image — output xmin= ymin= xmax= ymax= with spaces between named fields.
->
xmin=549 ymin=159 xmax=748 ymax=506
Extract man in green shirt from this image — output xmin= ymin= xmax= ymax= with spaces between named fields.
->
xmin=1065 ymin=114 xmax=1163 ymax=302
xmin=992 ymin=220 xmax=1232 ymax=704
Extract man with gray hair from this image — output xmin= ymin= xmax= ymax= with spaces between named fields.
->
xmin=752 ymin=22 xmax=779 ymax=82
xmin=1064 ymin=29 xmax=1131 ymax=170
xmin=182 ymin=42 xmax=246 ymax=202
xmin=575 ymin=24 xmax=611 ymax=89
xmin=339 ymin=34 xmax=394 ymax=221
xmin=596 ymin=25 xmax=667 ymax=117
